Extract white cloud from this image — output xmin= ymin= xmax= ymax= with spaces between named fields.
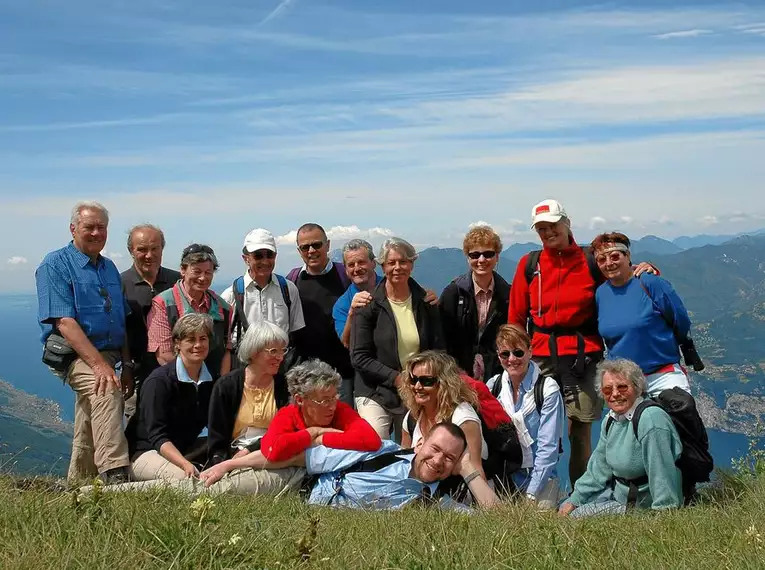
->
xmin=653 ymin=29 xmax=712 ymax=40
xmin=589 ymin=216 xmax=607 ymax=230
xmin=621 ymin=216 xmax=633 ymax=224
xmin=699 ymin=215 xmax=719 ymax=225
xmin=275 ymin=225 xmax=395 ymax=246
xmin=6 ymin=256 xmax=28 ymax=265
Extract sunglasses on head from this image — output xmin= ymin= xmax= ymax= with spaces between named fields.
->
xmin=498 ymin=348 xmax=526 ymax=359
xmin=409 ymin=375 xmax=439 ymax=387
xmin=596 ymin=251 xmax=625 ymax=264
xmin=251 ymin=250 xmax=276 ymax=260
xmin=467 ymin=250 xmax=497 ymax=260
xmin=298 ymin=241 xmax=325 ymax=253
xmin=183 ymin=243 xmax=214 ymax=257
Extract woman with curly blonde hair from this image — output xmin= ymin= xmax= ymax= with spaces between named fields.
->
xmin=399 ymin=350 xmax=487 ymax=479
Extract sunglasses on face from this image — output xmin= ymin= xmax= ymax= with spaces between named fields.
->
xmin=409 ymin=375 xmax=439 ymax=387
xmin=263 ymin=347 xmax=289 ymax=357
xmin=467 ymin=250 xmax=497 ymax=260
xmin=305 ymin=394 xmax=340 ymax=406
xmin=498 ymin=348 xmax=526 ymax=359
xmin=601 ymin=384 xmax=632 ymax=397
xmin=252 ymin=250 xmax=276 ymax=260
xmin=596 ymin=251 xmax=625 ymax=265
xmin=98 ymin=287 xmax=112 ymax=313
xmin=298 ymin=241 xmax=325 ymax=253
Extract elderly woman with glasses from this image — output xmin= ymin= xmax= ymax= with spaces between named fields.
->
xmin=206 ymin=321 xmax=292 ymax=466
xmin=127 ymin=313 xmax=215 ymax=481
xmin=351 ymin=237 xmax=445 ymax=441
xmin=592 ymin=232 xmax=695 ymax=396
xmin=147 ymin=243 xmax=232 ymax=379
xmin=399 ymin=351 xmax=487 ymax=481
xmin=486 ymin=325 xmax=564 ymax=508
xmin=559 ymin=359 xmax=683 ymax=517
xmin=199 ymin=359 xmax=382 ymax=486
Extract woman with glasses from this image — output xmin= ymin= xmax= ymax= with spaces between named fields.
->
xmin=486 ymin=325 xmax=564 ymax=509
xmin=560 ymin=359 xmax=683 ymax=517
xmin=147 ymin=243 xmax=232 ymax=379
xmin=351 ymin=237 xmax=445 ymax=441
xmin=399 ymin=351 xmax=487 ymax=480
xmin=440 ymin=225 xmax=510 ymax=382
xmin=591 ymin=232 xmax=693 ymax=396
xmin=199 ymin=359 xmax=381 ymax=484
xmin=206 ymin=321 xmax=292 ymax=466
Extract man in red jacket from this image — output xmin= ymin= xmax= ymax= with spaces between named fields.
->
xmin=508 ymin=199 xmax=656 ymax=488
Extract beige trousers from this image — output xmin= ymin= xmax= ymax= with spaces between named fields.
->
xmin=130 ymin=451 xmax=187 ymax=481
xmin=66 ymin=351 xmax=129 ymax=481
xmin=355 ymin=397 xmax=404 ymax=442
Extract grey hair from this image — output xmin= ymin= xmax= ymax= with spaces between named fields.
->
xmin=285 ymin=359 xmax=341 ymax=398
xmin=127 ymin=224 xmax=166 ymax=252
xmin=172 ymin=313 xmax=214 ymax=348
xmin=70 ymin=201 xmax=109 ymax=226
xmin=342 ymin=239 xmax=375 ymax=262
xmin=237 ymin=320 xmax=289 ymax=364
xmin=378 ymin=237 xmax=418 ymax=265
xmin=595 ymin=358 xmax=647 ymax=395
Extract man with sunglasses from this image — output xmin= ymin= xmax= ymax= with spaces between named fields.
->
xmin=36 ymin=201 xmax=133 ymax=484
xmin=440 ymin=225 xmax=510 ymax=382
xmin=221 ymin=229 xmax=306 ymax=365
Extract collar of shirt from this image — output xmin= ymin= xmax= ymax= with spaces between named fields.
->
xmin=67 ymin=241 xmax=103 ymax=269
xmin=607 ymin=396 xmax=644 ymax=423
xmin=301 ymin=259 xmax=334 ymax=275
xmin=175 ymin=357 xmax=212 ymax=385
xmin=498 ymin=363 xmax=536 ymax=411
xmin=178 ymin=281 xmax=210 ymax=312
xmin=243 ymin=271 xmax=277 ymax=291
xmin=126 ymin=264 xmax=175 ymax=286
xmin=472 ymin=273 xmax=494 ymax=296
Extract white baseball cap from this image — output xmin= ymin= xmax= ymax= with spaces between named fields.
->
xmin=243 ymin=228 xmax=277 ymax=253
xmin=530 ymin=199 xmax=568 ymax=228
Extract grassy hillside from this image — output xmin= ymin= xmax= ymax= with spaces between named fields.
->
xmin=0 ymin=470 xmax=763 ymax=570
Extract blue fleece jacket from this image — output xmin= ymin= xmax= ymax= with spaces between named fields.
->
xmin=596 ymin=273 xmax=691 ymax=374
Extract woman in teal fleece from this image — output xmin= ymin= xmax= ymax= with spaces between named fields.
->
xmin=559 ymin=359 xmax=683 ymax=517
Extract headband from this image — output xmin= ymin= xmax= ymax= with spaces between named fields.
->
xmin=597 ymin=243 xmax=630 ymax=255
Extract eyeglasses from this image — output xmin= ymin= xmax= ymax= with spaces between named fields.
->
xmin=305 ymin=394 xmax=340 ymax=406
xmin=409 ymin=375 xmax=439 ymax=387
xmin=98 ymin=287 xmax=112 ymax=313
xmin=596 ymin=251 xmax=624 ymax=265
xmin=252 ymin=250 xmax=276 ymax=260
xmin=263 ymin=347 xmax=289 ymax=357
xmin=601 ymin=384 xmax=632 ymax=397
xmin=498 ymin=348 xmax=526 ymax=359
xmin=467 ymin=250 xmax=497 ymax=260
xmin=298 ymin=241 xmax=325 ymax=253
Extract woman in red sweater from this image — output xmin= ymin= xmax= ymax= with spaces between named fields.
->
xmin=199 ymin=359 xmax=381 ymax=485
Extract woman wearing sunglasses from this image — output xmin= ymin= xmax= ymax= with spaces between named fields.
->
xmin=592 ymin=232 xmax=693 ymax=396
xmin=199 ymin=359 xmax=381 ymax=486
xmin=486 ymin=325 xmax=564 ymax=508
xmin=351 ymin=237 xmax=445 ymax=441
xmin=399 ymin=351 xmax=487 ymax=481
xmin=439 ymin=225 xmax=510 ymax=383
xmin=560 ymin=359 xmax=683 ymax=517
xmin=206 ymin=320 xmax=292 ymax=466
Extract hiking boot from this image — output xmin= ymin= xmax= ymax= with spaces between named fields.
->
xmin=100 ymin=466 xmax=130 ymax=485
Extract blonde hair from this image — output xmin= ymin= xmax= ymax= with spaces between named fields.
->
xmin=463 ymin=225 xmax=502 ymax=255
xmin=398 ymin=351 xmax=479 ymax=422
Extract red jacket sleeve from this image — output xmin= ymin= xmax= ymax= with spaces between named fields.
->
xmin=260 ymin=405 xmax=313 ymax=462
xmin=322 ymin=402 xmax=383 ymax=452
xmin=508 ymin=255 xmax=530 ymax=328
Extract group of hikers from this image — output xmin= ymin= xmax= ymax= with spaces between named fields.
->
xmin=35 ymin=198 xmax=713 ymax=514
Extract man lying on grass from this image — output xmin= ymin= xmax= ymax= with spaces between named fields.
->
xmin=200 ymin=420 xmax=498 ymax=510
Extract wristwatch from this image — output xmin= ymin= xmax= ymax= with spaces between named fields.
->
xmin=463 ymin=470 xmax=481 ymax=485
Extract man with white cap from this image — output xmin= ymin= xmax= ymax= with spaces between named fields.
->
xmin=221 ymin=229 xmax=306 ymax=359
xmin=508 ymin=199 xmax=657 ymax=490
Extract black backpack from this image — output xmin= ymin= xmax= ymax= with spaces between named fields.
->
xmin=605 ymin=387 xmax=713 ymax=506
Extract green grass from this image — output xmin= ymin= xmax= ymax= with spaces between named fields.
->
xmin=0 ymin=473 xmax=763 ymax=570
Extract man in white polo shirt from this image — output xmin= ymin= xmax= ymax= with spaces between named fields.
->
xmin=221 ymin=229 xmax=306 ymax=365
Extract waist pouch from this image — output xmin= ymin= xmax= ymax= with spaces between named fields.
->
xmin=42 ymin=332 xmax=77 ymax=379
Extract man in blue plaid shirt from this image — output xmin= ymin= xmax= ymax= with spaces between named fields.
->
xmin=36 ymin=201 xmax=134 ymax=484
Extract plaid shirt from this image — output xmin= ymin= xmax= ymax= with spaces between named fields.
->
xmin=147 ymin=282 xmax=231 ymax=354
xmin=36 ymin=242 xmax=129 ymax=349
xmin=473 ymin=275 xmax=494 ymax=330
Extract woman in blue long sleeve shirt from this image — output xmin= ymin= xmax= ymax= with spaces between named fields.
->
xmin=486 ymin=325 xmax=565 ymax=510
xmin=592 ymin=232 xmax=693 ymax=396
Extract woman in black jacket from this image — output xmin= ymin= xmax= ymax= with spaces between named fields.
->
xmin=351 ymin=237 xmax=444 ymax=441
xmin=440 ymin=225 xmax=510 ymax=382
xmin=207 ymin=320 xmax=290 ymax=465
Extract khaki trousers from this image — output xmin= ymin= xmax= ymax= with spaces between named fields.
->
xmin=66 ymin=351 xmax=129 ymax=481
xmin=130 ymin=451 xmax=187 ymax=481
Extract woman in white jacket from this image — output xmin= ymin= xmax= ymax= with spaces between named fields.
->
xmin=486 ymin=325 xmax=565 ymax=509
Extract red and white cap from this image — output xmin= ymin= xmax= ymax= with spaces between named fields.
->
xmin=530 ymin=199 xmax=567 ymax=228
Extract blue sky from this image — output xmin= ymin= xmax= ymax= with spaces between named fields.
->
xmin=1 ymin=0 xmax=764 ymax=291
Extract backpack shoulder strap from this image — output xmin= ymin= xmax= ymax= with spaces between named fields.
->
xmin=406 ymin=413 xmax=417 ymax=436
xmin=534 ymin=375 xmax=545 ymax=416
xmin=457 ymin=286 xmax=469 ymax=328
xmin=274 ymin=274 xmax=291 ymax=315
xmin=637 ymin=276 xmax=681 ymax=339
xmin=343 ymin=448 xmax=415 ymax=474
xmin=489 ymin=375 xmax=502 ymax=398
xmin=582 ymin=246 xmax=601 ymax=284
xmin=630 ymin=399 xmax=661 ymax=439
xmin=334 ymin=262 xmax=350 ymax=289
xmin=524 ymin=250 xmax=542 ymax=285
xmin=286 ymin=267 xmax=300 ymax=283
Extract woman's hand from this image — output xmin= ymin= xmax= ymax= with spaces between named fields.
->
xmin=632 ymin=262 xmax=657 ymax=277
xmin=306 ymin=426 xmax=343 ymax=446
xmin=199 ymin=463 xmax=228 ymax=487
xmin=558 ymin=502 xmax=576 ymax=517
xmin=181 ymin=460 xmax=200 ymax=479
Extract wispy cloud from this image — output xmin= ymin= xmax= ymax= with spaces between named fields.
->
xmin=7 ymin=256 xmax=28 ymax=265
xmin=653 ymin=29 xmax=712 ymax=39
xmin=275 ymin=225 xmax=395 ymax=246
xmin=258 ymin=0 xmax=296 ymax=27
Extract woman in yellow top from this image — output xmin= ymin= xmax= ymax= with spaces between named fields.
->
xmin=351 ymin=237 xmax=444 ymax=441
xmin=207 ymin=320 xmax=291 ymax=465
